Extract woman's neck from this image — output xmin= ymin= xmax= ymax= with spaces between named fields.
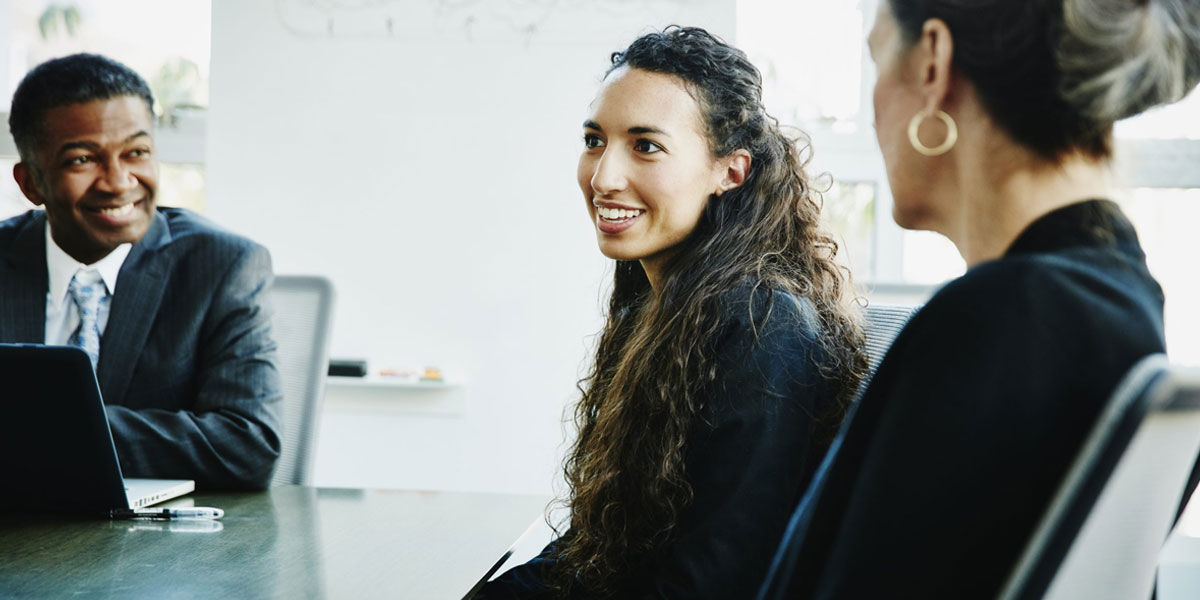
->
xmin=640 ymin=250 xmax=678 ymax=294
xmin=946 ymin=144 xmax=1116 ymax=267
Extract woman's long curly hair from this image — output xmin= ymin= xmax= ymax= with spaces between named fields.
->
xmin=552 ymin=26 xmax=867 ymax=595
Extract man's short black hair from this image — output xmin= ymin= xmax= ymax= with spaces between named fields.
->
xmin=8 ymin=53 xmax=155 ymax=163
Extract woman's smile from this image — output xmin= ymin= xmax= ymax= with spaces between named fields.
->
xmin=593 ymin=201 xmax=646 ymax=233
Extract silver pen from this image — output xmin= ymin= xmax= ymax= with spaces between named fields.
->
xmin=109 ymin=507 xmax=224 ymax=520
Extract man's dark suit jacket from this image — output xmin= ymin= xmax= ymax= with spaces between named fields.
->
xmin=0 ymin=208 xmax=282 ymax=490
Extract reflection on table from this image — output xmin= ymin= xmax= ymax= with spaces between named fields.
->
xmin=0 ymin=486 xmax=550 ymax=599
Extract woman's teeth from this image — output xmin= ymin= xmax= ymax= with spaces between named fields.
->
xmin=596 ymin=206 xmax=644 ymax=220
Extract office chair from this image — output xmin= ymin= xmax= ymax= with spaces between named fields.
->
xmin=268 ymin=275 xmax=336 ymax=486
xmin=857 ymin=303 xmax=919 ymax=400
xmin=999 ymin=353 xmax=1200 ymax=600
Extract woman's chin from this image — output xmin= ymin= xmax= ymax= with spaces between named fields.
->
xmin=891 ymin=203 xmax=940 ymax=232
xmin=596 ymin=242 xmax=641 ymax=262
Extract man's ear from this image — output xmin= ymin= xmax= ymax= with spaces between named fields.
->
xmin=914 ymin=17 xmax=955 ymax=113
xmin=718 ymin=149 xmax=752 ymax=194
xmin=13 ymin=162 xmax=45 ymax=206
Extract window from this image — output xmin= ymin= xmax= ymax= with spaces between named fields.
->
xmin=739 ymin=0 xmax=1200 ymax=365
xmin=1117 ymin=189 xmax=1200 ymax=366
xmin=822 ymin=181 xmax=875 ymax=282
xmin=1116 ymin=91 xmax=1200 ymax=140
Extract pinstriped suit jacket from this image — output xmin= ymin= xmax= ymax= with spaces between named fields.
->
xmin=0 ymin=208 xmax=282 ymax=490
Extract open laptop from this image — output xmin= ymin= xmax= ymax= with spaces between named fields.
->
xmin=0 ymin=343 xmax=193 ymax=515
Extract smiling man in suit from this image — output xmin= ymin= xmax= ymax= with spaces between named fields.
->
xmin=0 ymin=53 xmax=281 ymax=490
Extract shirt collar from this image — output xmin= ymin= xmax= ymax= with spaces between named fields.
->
xmin=44 ymin=220 xmax=133 ymax=306
xmin=1004 ymin=199 xmax=1142 ymax=259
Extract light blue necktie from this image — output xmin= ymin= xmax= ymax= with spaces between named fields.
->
xmin=67 ymin=269 xmax=108 ymax=370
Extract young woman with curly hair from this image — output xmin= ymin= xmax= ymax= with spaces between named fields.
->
xmin=480 ymin=26 xmax=866 ymax=599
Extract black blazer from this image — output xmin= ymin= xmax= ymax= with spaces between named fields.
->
xmin=760 ymin=200 xmax=1166 ymax=599
xmin=483 ymin=287 xmax=840 ymax=599
xmin=0 ymin=208 xmax=282 ymax=490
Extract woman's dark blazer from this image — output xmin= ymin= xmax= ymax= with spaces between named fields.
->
xmin=760 ymin=199 xmax=1167 ymax=599
xmin=482 ymin=287 xmax=843 ymax=599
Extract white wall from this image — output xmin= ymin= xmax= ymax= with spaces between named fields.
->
xmin=207 ymin=1 xmax=735 ymax=494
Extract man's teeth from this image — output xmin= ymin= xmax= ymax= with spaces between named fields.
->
xmin=596 ymin=206 xmax=643 ymax=220
xmin=97 ymin=204 xmax=135 ymax=216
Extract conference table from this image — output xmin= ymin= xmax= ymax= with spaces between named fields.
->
xmin=0 ymin=486 xmax=551 ymax=599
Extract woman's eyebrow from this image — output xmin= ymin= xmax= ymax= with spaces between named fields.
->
xmin=583 ymin=120 xmax=670 ymax=137
xmin=628 ymin=125 xmax=669 ymax=137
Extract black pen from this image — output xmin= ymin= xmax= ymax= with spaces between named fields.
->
xmin=109 ymin=507 xmax=224 ymax=520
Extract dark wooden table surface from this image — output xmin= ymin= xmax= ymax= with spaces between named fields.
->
xmin=0 ymin=486 xmax=550 ymax=599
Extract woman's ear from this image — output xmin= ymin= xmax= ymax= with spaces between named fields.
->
xmin=915 ymin=17 xmax=955 ymax=113
xmin=718 ymin=149 xmax=752 ymax=194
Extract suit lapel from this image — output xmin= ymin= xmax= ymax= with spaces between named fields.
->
xmin=0 ymin=212 xmax=48 ymax=343
xmin=98 ymin=211 xmax=171 ymax=403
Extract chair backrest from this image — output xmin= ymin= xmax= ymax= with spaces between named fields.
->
xmin=269 ymin=275 xmax=335 ymax=486
xmin=999 ymin=354 xmax=1200 ymax=600
xmin=857 ymin=303 xmax=919 ymax=400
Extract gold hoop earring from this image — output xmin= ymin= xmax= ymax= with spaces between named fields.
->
xmin=907 ymin=109 xmax=958 ymax=156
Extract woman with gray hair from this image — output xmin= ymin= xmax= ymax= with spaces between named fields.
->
xmin=760 ymin=0 xmax=1200 ymax=597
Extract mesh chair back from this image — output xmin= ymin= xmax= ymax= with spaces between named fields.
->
xmin=1000 ymin=354 xmax=1200 ymax=600
xmin=857 ymin=303 xmax=919 ymax=400
xmin=269 ymin=275 xmax=335 ymax=486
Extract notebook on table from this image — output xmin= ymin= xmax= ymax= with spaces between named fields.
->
xmin=0 ymin=344 xmax=193 ymax=514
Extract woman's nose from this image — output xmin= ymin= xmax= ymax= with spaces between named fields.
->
xmin=589 ymin=149 xmax=627 ymax=196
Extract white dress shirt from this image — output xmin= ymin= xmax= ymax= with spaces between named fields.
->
xmin=44 ymin=221 xmax=132 ymax=345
